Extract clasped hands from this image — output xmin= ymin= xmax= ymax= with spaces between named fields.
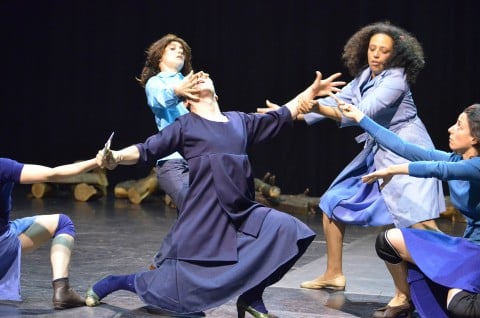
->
xmin=96 ymin=148 xmax=120 ymax=170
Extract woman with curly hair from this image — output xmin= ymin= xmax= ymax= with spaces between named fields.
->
xmin=294 ymin=21 xmax=445 ymax=315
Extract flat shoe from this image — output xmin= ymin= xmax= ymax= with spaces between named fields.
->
xmin=85 ymin=287 xmax=100 ymax=307
xmin=300 ymin=275 xmax=346 ymax=290
xmin=372 ymin=303 xmax=412 ymax=318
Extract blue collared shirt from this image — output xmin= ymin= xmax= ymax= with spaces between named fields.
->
xmin=145 ymin=71 xmax=189 ymax=161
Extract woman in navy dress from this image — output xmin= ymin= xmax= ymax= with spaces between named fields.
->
xmin=335 ymin=98 xmax=480 ymax=317
xmin=87 ymin=72 xmax=344 ymax=317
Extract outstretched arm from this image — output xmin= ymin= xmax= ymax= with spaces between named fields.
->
xmin=361 ymin=163 xmax=409 ymax=189
xmin=19 ymin=158 xmax=98 ymax=184
xmin=257 ymin=72 xmax=345 ymax=119
xmin=284 ymin=72 xmax=345 ymax=119
xmin=296 ymin=72 xmax=346 ymax=121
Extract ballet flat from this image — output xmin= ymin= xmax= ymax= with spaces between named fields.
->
xmin=236 ymin=299 xmax=278 ymax=318
xmin=85 ymin=287 xmax=100 ymax=307
xmin=300 ymin=275 xmax=346 ymax=290
xmin=372 ymin=303 xmax=412 ymax=318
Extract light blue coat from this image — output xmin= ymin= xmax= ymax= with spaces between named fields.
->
xmin=305 ymin=67 xmax=445 ymax=227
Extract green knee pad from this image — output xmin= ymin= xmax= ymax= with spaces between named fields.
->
xmin=52 ymin=234 xmax=74 ymax=250
xmin=23 ymin=222 xmax=51 ymax=243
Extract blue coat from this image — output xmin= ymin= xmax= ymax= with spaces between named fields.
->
xmin=305 ymin=67 xmax=445 ymax=227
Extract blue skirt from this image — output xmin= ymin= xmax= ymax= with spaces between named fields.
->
xmin=321 ymin=146 xmax=393 ymax=227
xmin=403 ymin=229 xmax=480 ymax=317
xmin=134 ymin=210 xmax=315 ymax=314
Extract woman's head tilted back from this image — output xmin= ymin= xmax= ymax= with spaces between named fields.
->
xmin=138 ymin=34 xmax=193 ymax=87
xmin=342 ymin=21 xmax=425 ymax=84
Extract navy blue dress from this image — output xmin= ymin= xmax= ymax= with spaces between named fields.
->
xmin=132 ymin=107 xmax=315 ymax=314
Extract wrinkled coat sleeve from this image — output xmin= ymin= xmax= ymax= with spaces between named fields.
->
xmin=243 ymin=106 xmax=293 ymax=145
xmin=135 ymin=121 xmax=183 ymax=166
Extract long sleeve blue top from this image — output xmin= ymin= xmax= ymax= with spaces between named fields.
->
xmin=359 ymin=115 xmax=480 ymax=239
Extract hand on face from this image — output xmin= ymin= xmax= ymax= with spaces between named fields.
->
xmin=175 ymin=71 xmax=210 ymax=102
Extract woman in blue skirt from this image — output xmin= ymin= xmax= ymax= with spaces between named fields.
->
xmin=334 ymin=98 xmax=480 ymax=317
xmin=87 ymin=71 xmax=345 ymax=317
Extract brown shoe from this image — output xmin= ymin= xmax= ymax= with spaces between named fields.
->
xmin=52 ymin=278 xmax=86 ymax=309
xmin=372 ymin=303 xmax=412 ymax=318
xmin=300 ymin=275 xmax=346 ymax=290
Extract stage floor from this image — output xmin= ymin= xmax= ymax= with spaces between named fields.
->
xmin=0 ymin=185 xmax=465 ymax=317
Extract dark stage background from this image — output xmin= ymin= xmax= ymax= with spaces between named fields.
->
xmin=1 ymin=0 xmax=479 ymax=197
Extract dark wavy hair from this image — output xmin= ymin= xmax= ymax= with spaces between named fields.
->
xmin=137 ymin=34 xmax=192 ymax=87
xmin=342 ymin=21 xmax=424 ymax=84
xmin=464 ymin=104 xmax=480 ymax=154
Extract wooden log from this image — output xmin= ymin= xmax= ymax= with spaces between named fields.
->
xmin=30 ymin=166 xmax=108 ymax=199
xmin=254 ymin=178 xmax=281 ymax=198
xmin=440 ymin=195 xmax=465 ymax=223
xmin=73 ymin=183 xmax=107 ymax=202
xmin=31 ymin=183 xmax=55 ymax=198
xmin=255 ymin=191 xmax=320 ymax=216
xmin=114 ymin=180 xmax=137 ymax=198
xmin=127 ymin=170 xmax=158 ymax=204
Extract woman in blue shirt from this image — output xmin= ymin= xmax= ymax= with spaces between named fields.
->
xmin=137 ymin=34 xmax=201 ymax=211
xmin=137 ymin=34 xmax=207 ymax=268
xmin=336 ymin=99 xmax=480 ymax=318
xmin=0 ymin=157 xmax=98 ymax=309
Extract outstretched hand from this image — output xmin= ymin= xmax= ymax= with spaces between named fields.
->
xmin=257 ymin=99 xmax=280 ymax=114
xmin=309 ymin=71 xmax=345 ymax=97
xmin=296 ymin=71 xmax=346 ymax=114
xmin=361 ymin=169 xmax=393 ymax=190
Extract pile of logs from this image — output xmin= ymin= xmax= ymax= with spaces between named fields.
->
xmin=31 ymin=166 xmax=108 ymax=202
xmin=254 ymin=172 xmax=465 ymax=223
xmin=113 ymin=168 xmax=174 ymax=207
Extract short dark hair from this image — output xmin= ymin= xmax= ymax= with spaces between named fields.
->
xmin=464 ymin=104 xmax=480 ymax=153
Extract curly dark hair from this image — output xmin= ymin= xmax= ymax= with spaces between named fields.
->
xmin=464 ymin=104 xmax=480 ymax=154
xmin=342 ymin=21 xmax=424 ymax=84
xmin=137 ymin=34 xmax=193 ymax=87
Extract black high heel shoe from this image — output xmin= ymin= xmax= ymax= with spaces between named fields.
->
xmin=236 ymin=298 xmax=278 ymax=318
